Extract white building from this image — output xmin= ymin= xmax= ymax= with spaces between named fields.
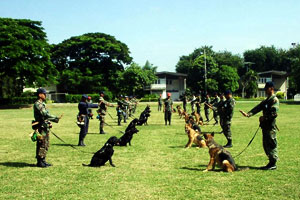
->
xmin=144 ymin=71 xmax=187 ymax=100
xmin=257 ymin=70 xmax=288 ymax=99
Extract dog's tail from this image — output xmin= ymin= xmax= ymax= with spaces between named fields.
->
xmin=82 ymin=163 xmax=90 ymax=167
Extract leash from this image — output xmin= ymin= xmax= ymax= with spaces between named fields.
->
xmin=233 ymin=126 xmax=260 ymax=159
xmin=50 ymin=130 xmax=94 ymax=154
xmin=104 ymin=122 xmax=125 ymax=134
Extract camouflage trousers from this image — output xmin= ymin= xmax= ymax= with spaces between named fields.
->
xmin=262 ymin=128 xmax=278 ymax=163
xmin=99 ymin=114 xmax=105 ymax=131
xmin=213 ymin=111 xmax=219 ymax=123
xmin=36 ymin=130 xmax=49 ymax=159
xmin=164 ymin=111 xmax=172 ymax=125
xmin=204 ymin=108 xmax=210 ymax=121
xmin=221 ymin=120 xmax=232 ymax=140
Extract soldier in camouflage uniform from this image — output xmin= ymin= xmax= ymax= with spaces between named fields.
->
xmin=163 ymin=93 xmax=173 ymax=125
xmin=33 ymin=88 xmax=61 ymax=168
xmin=98 ymin=91 xmax=114 ymax=134
xmin=195 ymin=93 xmax=202 ymax=116
xmin=182 ymin=93 xmax=187 ymax=112
xmin=240 ymin=82 xmax=279 ymax=170
xmin=203 ymin=93 xmax=211 ymax=122
xmin=221 ymin=90 xmax=236 ymax=148
xmin=116 ymin=95 xmax=129 ymax=125
xmin=130 ymin=96 xmax=138 ymax=114
xmin=210 ymin=93 xmax=220 ymax=125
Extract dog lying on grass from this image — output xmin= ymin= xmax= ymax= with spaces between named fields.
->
xmin=116 ymin=119 xmax=139 ymax=146
xmin=83 ymin=136 xmax=118 ymax=167
xmin=137 ymin=105 xmax=151 ymax=126
xmin=203 ymin=133 xmax=237 ymax=172
xmin=185 ymin=123 xmax=206 ymax=148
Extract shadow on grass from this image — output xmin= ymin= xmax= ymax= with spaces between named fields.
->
xmin=0 ymin=162 xmax=36 ymax=168
xmin=181 ymin=165 xmax=261 ymax=172
xmin=52 ymin=143 xmax=77 ymax=147
xmin=169 ymin=145 xmax=185 ymax=149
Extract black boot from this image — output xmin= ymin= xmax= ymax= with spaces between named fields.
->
xmin=37 ymin=157 xmax=48 ymax=168
xmin=78 ymin=139 xmax=86 ymax=146
xmin=100 ymin=129 xmax=106 ymax=134
xmin=223 ymin=139 xmax=233 ymax=148
xmin=260 ymin=161 xmax=277 ymax=170
xmin=42 ymin=158 xmax=52 ymax=167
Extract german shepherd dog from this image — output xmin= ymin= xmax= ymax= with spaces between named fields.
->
xmin=83 ymin=136 xmax=118 ymax=167
xmin=176 ymin=105 xmax=184 ymax=118
xmin=191 ymin=111 xmax=203 ymax=125
xmin=185 ymin=123 xmax=206 ymax=148
xmin=137 ymin=105 xmax=151 ymax=126
xmin=203 ymin=133 xmax=237 ymax=172
xmin=116 ymin=119 xmax=139 ymax=146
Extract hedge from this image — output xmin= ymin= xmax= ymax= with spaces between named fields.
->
xmin=65 ymin=93 xmax=113 ymax=103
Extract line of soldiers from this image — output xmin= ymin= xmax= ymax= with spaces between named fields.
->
xmin=116 ymin=95 xmax=138 ymax=126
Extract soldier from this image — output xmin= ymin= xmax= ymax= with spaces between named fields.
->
xmin=158 ymin=94 xmax=163 ymax=111
xmin=33 ymin=88 xmax=62 ymax=168
xmin=77 ymin=94 xmax=98 ymax=146
xmin=195 ymin=93 xmax=202 ymax=115
xmin=204 ymin=93 xmax=211 ymax=122
xmin=163 ymin=93 xmax=173 ymax=125
xmin=190 ymin=94 xmax=196 ymax=112
xmin=98 ymin=91 xmax=114 ymax=134
xmin=116 ymin=95 xmax=129 ymax=126
xmin=221 ymin=90 xmax=236 ymax=148
xmin=124 ymin=96 xmax=131 ymax=118
xmin=130 ymin=96 xmax=138 ymax=114
xmin=87 ymin=96 xmax=94 ymax=119
xmin=210 ymin=92 xmax=220 ymax=125
xmin=240 ymin=82 xmax=279 ymax=170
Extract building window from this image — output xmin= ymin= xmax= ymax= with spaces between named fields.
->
xmin=259 ymin=77 xmax=272 ymax=84
xmin=167 ymin=80 xmax=172 ymax=85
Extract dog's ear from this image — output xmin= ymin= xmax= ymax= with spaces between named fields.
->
xmin=203 ymin=133 xmax=208 ymax=139
xmin=211 ymin=132 xmax=214 ymax=137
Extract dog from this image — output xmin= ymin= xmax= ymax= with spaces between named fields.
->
xmin=191 ymin=111 xmax=203 ymax=125
xmin=203 ymin=133 xmax=237 ymax=172
xmin=176 ymin=105 xmax=184 ymax=118
xmin=116 ymin=119 xmax=139 ymax=146
xmin=137 ymin=105 xmax=151 ymax=126
xmin=185 ymin=123 xmax=206 ymax=148
xmin=83 ymin=136 xmax=118 ymax=167
xmin=183 ymin=111 xmax=190 ymax=122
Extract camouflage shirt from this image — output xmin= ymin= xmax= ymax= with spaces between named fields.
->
xmin=164 ymin=98 xmax=173 ymax=112
xmin=33 ymin=100 xmax=59 ymax=123
xmin=248 ymin=94 xmax=279 ymax=129
xmin=98 ymin=96 xmax=109 ymax=115
xmin=221 ymin=97 xmax=236 ymax=122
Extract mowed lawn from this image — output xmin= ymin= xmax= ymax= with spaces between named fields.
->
xmin=0 ymin=101 xmax=299 ymax=200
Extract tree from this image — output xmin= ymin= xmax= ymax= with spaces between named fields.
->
xmin=217 ymin=65 xmax=240 ymax=93
xmin=0 ymin=18 xmax=57 ymax=97
xmin=118 ymin=62 xmax=157 ymax=96
xmin=240 ymin=70 xmax=258 ymax=98
xmin=51 ymin=32 xmax=132 ymax=94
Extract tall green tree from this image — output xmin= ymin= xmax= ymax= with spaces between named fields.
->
xmin=0 ymin=18 xmax=57 ymax=97
xmin=216 ymin=65 xmax=240 ymax=92
xmin=240 ymin=69 xmax=258 ymax=98
xmin=118 ymin=62 xmax=157 ymax=96
xmin=51 ymin=32 xmax=132 ymax=94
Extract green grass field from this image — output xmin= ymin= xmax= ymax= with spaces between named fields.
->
xmin=0 ymin=101 xmax=299 ymax=200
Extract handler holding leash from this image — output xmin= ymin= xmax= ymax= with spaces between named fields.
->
xmin=32 ymin=88 xmax=62 ymax=168
xmin=240 ymin=81 xmax=279 ymax=170
xmin=98 ymin=91 xmax=114 ymax=134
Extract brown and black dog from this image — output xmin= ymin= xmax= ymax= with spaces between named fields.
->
xmin=176 ymin=105 xmax=184 ymax=118
xmin=185 ymin=123 xmax=206 ymax=148
xmin=203 ymin=133 xmax=237 ymax=172
xmin=191 ymin=111 xmax=203 ymax=126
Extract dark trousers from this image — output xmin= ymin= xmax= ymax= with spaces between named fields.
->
xmin=183 ymin=103 xmax=187 ymax=112
xmin=221 ymin=121 xmax=232 ymax=141
xmin=262 ymin=128 xmax=278 ymax=164
xmin=79 ymin=116 xmax=89 ymax=141
xmin=204 ymin=108 xmax=210 ymax=121
xmin=164 ymin=111 xmax=172 ymax=125
xmin=158 ymin=104 xmax=162 ymax=111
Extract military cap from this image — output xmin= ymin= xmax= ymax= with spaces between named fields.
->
xmin=82 ymin=94 xmax=88 ymax=99
xmin=37 ymin=88 xmax=47 ymax=94
xmin=167 ymin=92 xmax=171 ymax=97
xmin=119 ymin=94 xmax=123 ymax=98
xmin=264 ymin=81 xmax=274 ymax=89
xmin=99 ymin=91 xmax=105 ymax=95
xmin=224 ymin=89 xmax=232 ymax=95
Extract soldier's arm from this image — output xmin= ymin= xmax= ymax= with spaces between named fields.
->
xmin=88 ymin=103 xmax=98 ymax=109
xmin=36 ymin=103 xmax=59 ymax=123
xmin=246 ymin=101 xmax=265 ymax=117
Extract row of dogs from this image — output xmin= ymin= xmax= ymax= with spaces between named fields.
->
xmin=84 ymin=105 xmax=237 ymax=172
xmin=83 ymin=106 xmax=151 ymax=167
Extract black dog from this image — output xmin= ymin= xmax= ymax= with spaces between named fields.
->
xmin=116 ymin=119 xmax=139 ymax=146
xmin=137 ymin=105 xmax=151 ymax=126
xmin=83 ymin=136 xmax=118 ymax=167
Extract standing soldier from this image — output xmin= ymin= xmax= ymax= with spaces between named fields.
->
xmin=130 ymin=96 xmax=138 ymax=114
xmin=98 ymin=91 xmax=114 ymax=134
xmin=124 ymin=96 xmax=131 ymax=118
xmin=32 ymin=88 xmax=62 ymax=168
xmin=116 ymin=95 xmax=128 ymax=126
xmin=240 ymin=82 xmax=279 ymax=170
xmin=195 ymin=93 xmax=202 ymax=115
xmin=163 ymin=93 xmax=173 ymax=125
xmin=158 ymin=94 xmax=163 ymax=111
xmin=77 ymin=95 xmax=98 ymax=146
xmin=204 ymin=93 xmax=211 ymax=122
xmin=210 ymin=93 xmax=221 ymax=125
xmin=190 ymin=94 xmax=196 ymax=112
xmin=87 ymin=96 xmax=94 ymax=119
xmin=182 ymin=93 xmax=187 ymax=112
xmin=221 ymin=90 xmax=236 ymax=148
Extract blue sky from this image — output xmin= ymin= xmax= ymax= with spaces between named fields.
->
xmin=1 ymin=0 xmax=299 ymax=71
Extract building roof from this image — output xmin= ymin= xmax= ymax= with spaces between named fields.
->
xmin=257 ymin=70 xmax=288 ymax=76
xmin=155 ymin=71 xmax=187 ymax=77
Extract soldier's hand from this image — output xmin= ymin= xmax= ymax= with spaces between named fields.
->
xmin=239 ymin=110 xmax=249 ymax=117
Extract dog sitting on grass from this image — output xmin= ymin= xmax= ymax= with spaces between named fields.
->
xmin=176 ymin=105 xmax=184 ymax=118
xmin=137 ymin=105 xmax=151 ymax=126
xmin=203 ymin=133 xmax=237 ymax=172
xmin=83 ymin=136 xmax=118 ymax=167
xmin=191 ymin=111 xmax=203 ymax=126
xmin=116 ymin=118 xmax=139 ymax=146
xmin=185 ymin=123 xmax=206 ymax=148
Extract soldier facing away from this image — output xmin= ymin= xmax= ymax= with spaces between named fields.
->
xmin=240 ymin=81 xmax=279 ymax=170
xmin=32 ymin=88 xmax=62 ymax=168
xmin=203 ymin=93 xmax=211 ymax=122
xmin=158 ymin=94 xmax=163 ymax=111
xmin=98 ymin=91 xmax=114 ymax=134
xmin=163 ymin=93 xmax=173 ymax=125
